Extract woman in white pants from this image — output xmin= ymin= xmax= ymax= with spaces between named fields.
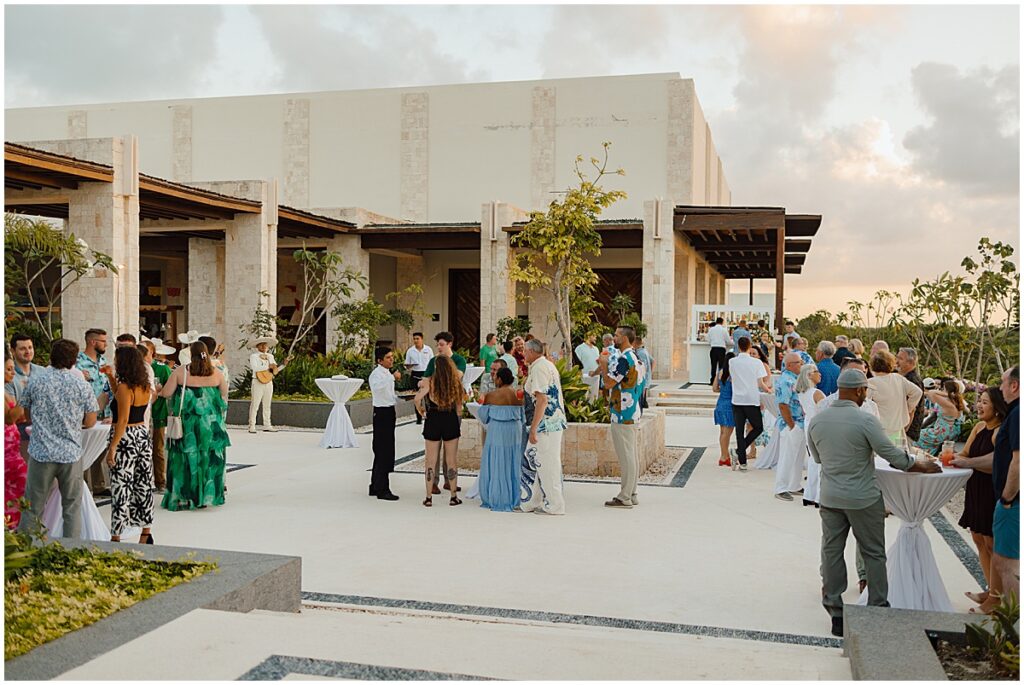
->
xmin=247 ymin=336 xmax=286 ymax=433
xmin=796 ymin=365 xmax=826 ymax=507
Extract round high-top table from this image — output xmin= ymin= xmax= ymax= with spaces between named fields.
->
xmin=858 ymin=457 xmax=971 ymax=612
xmin=39 ymin=423 xmax=112 ymax=540
xmin=462 ymin=366 xmax=485 ymax=395
xmin=582 ymin=375 xmax=600 ymax=402
xmin=315 ymin=377 xmax=365 ymax=448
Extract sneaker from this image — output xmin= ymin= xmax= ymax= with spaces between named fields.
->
xmin=738 ymin=464 xmax=747 ymax=472
xmin=604 ymin=498 xmax=633 ymax=509
xmin=775 ymin=492 xmax=794 ymax=502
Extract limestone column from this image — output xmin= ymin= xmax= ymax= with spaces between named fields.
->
xmin=187 ymin=238 xmax=225 ymax=343
xmin=673 ymin=235 xmax=697 ymax=378
xmin=641 ymin=199 xmax=675 ymax=379
xmin=395 ymin=253 xmax=427 ymax=347
xmin=695 ymin=259 xmax=707 ymax=304
xmin=61 ymin=136 xmax=139 ymax=346
xmin=719 ymin=275 xmax=727 ymax=304
xmin=324 ymin=234 xmax=370 ymax=352
xmin=479 ymin=201 xmax=527 ymax=347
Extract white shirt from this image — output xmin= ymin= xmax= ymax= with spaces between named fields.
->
xmin=729 ymin=353 xmax=768 ymax=406
xmin=249 ymin=351 xmax=276 ymax=373
xmin=369 ymin=365 xmax=397 ymax=407
xmin=574 ymin=342 xmax=599 ymax=374
xmin=708 ymin=324 xmax=732 ymax=349
xmin=404 ymin=345 xmax=434 ymax=372
xmin=818 ymin=392 xmax=881 ymax=419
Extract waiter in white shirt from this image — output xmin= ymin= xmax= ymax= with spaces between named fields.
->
xmin=707 ymin=317 xmax=732 ymax=384
xmin=369 ymin=347 xmax=402 ymax=501
xmin=404 ymin=332 xmax=434 ymax=425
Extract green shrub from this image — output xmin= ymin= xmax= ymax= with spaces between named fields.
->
xmin=496 ymin=316 xmax=531 ymax=343
xmin=5 ymin=541 xmax=215 ymax=660
xmin=230 ymin=350 xmax=410 ymax=400
xmin=966 ymin=592 xmax=1019 ymax=676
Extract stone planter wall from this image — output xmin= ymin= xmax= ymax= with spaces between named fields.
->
xmin=457 ymin=410 xmax=665 ymax=477
xmin=226 ymin=397 xmax=417 ymax=429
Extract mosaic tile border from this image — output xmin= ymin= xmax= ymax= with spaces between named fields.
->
xmin=300 ymin=592 xmax=843 ymax=650
xmin=238 ymin=655 xmax=490 ymax=681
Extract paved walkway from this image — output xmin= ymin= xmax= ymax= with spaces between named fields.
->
xmin=61 ymin=410 xmax=981 ymax=680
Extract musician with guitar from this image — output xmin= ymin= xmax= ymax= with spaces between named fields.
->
xmin=247 ymin=336 xmax=292 ymax=433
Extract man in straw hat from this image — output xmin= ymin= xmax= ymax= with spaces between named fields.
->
xmin=248 ymin=335 xmax=288 ymax=433
xmin=807 ymin=367 xmax=940 ymax=637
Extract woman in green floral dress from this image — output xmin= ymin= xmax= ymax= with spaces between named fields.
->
xmin=158 ymin=341 xmax=231 ymax=510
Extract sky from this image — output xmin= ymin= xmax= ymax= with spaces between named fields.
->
xmin=3 ymin=3 xmax=1020 ymax=319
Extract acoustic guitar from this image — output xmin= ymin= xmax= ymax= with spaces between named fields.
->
xmin=255 ymin=356 xmax=292 ymax=384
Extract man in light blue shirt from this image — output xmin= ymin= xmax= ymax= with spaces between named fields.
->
xmin=574 ymin=334 xmax=599 ymax=375
xmin=6 ymin=333 xmax=45 ymax=405
xmin=731 ymin=319 xmax=752 ymax=350
xmin=18 ymin=339 xmax=99 ymax=539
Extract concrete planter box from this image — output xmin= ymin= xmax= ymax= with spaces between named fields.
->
xmin=227 ymin=397 xmax=417 ymax=429
xmin=843 ymin=604 xmax=989 ymax=680
xmin=6 ymin=538 xmax=301 ymax=681
xmin=456 ymin=410 xmax=665 ymax=477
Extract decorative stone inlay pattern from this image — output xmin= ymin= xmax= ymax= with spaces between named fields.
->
xmin=171 ymin=105 xmax=193 ymax=182
xmin=666 ymin=79 xmax=692 ymax=202
xmin=67 ymin=110 xmax=87 ymax=139
xmin=400 ymin=93 xmax=429 ymax=222
xmin=238 ymin=655 xmax=489 ymax=681
xmin=282 ymin=98 xmax=310 ymax=208
xmin=530 ymin=86 xmax=556 ymax=211
xmin=300 ymin=592 xmax=844 ymax=650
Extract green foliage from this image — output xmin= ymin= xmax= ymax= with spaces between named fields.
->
xmin=621 ymin=313 xmax=648 ymax=340
xmin=230 ymin=350 xmax=412 ymax=400
xmin=332 ymin=297 xmax=392 ymax=355
xmin=4 ymin=214 xmax=118 ymax=343
xmin=966 ymin=592 xmax=1019 ymax=676
xmin=285 ymin=247 xmax=367 ymax=359
xmin=565 ymin=398 xmax=610 ymax=424
xmin=496 ymin=316 xmax=532 ymax=343
xmin=5 ymin=541 xmax=215 ymax=660
xmin=553 ymin=356 xmax=610 ymax=423
xmin=510 ymin=143 xmax=627 ymax=355
xmin=4 ymin=528 xmax=36 ymax=583
xmin=237 ymin=290 xmax=284 ymax=350
xmin=609 ymin=293 xmax=635 ymax=322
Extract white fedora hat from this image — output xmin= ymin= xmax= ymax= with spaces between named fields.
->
xmin=247 ymin=335 xmax=279 ymax=349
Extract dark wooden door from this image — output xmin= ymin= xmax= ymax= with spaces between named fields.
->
xmin=448 ymin=269 xmax=481 ymax=353
xmin=593 ymin=269 xmax=643 ymax=329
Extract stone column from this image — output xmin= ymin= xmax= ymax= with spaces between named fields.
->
xmin=395 ymin=253 xmax=427 ymax=348
xmin=641 ymin=199 xmax=675 ymax=379
xmin=695 ymin=259 xmax=707 ymax=304
xmin=60 ymin=136 xmax=139 ymax=346
xmin=400 ymin=93 xmax=429 ymax=222
xmin=324 ymin=234 xmax=370 ymax=352
xmin=283 ymin=98 xmax=310 ymax=208
xmin=187 ymin=238 xmax=225 ymax=343
xmin=479 ymin=201 xmax=527 ymax=347
xmin=171 ymin=105 xmax=193 ymax=182
xmin=673 ymin=235 xmax=697 ymax=378
xmin=719 ymin=275 xmax=727 ymax=304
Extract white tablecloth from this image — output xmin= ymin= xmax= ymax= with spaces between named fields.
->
xmin=858 ymin=458 xmax=971 ymax=612
xmin=41 ymin=424 xmax=112 ymax=540
xmin=463 ymin=366 xmax=485 ymax=395
xmin=582 ymin=375 xmax=600 ymax=402
xmin=315 ymin=378 xmax=364 ymax=448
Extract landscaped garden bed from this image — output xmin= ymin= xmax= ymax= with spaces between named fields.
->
xmin=4 ymin=531 xmax=215 ymax=660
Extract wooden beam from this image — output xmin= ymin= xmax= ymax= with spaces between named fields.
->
xmin=5 ymin=168 xmax=79 ymax=190
xmin=4 ymin=148 xmax=113 ymax=183
xmin=4 ymin=189 xmax=71 ymax=205
xmin=776 ymin=225 xmax=785 ymax=338
xmin=674 ymin=210 xmax=784 ymax=233
xmin=139 ymin=178 xmax=260 ymax=215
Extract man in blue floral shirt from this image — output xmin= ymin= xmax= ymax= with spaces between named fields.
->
xmin=76 ymin=328 xmax=111 ymax=494
xmin=521 ymin=338 xmax=566 ymax=515
xmin=774 ymin=352 xmax=807 ymax=501
xmin=18 ymin=339 xmax=99 ymax=539
xmin=604 ymin=326 xmax=645 ymax=509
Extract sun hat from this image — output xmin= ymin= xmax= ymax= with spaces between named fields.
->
xmin=837 ymin=368 xmax=869 ymax=389
xmin=177 ymin=330 xmax=210 ymax=345
xmin=247 ymin=335 xmax=279 ymax=349
xmin=140 ymin=335 xmax=176 ymax=356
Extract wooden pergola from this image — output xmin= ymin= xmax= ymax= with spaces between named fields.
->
xmin=674 ymin=205 xmax=821 ymax=335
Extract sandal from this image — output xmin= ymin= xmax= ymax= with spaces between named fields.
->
xmin=449 ymin=496 xmax=462 ymax=507
xmin=965 ymin=591 xmax=988 ymax=605
xmin=422 ymin=496 xmax=432 ymax=508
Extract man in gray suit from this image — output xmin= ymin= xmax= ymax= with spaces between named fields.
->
xmin=807 ymin=368 xmax=940 ymax=637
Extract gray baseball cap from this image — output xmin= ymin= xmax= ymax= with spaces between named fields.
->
xmin=837 ymin=368 xmax=869 ymax=389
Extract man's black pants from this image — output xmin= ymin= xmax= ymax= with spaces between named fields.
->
xmin=709 ymin=346 xmax=727 ymax=383
xmin=370 ymin=406 xmax=396 ymax=495
xmin=411 ymin=371 xmax=424 ymax=424
xmin=731 ymin=404 xmax=763 ymax=465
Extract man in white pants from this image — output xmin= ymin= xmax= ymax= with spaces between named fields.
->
xmin=248 ymin=336 xmax=283 ymax=433
xmin=774 ymin=352 xmax=807 ymax=500
xmin=520 ymin=339 xmax=567 ymax=515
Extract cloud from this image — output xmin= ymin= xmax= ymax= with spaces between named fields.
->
xmin=248 ymin=6 xmax=488 ymax=92
xmin=903 ymin=63 xmax=1020 ymax=196
xmin=4 ymin=5 xmax=223 ymax=107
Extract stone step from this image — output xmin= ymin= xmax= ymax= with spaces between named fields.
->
xmin=656 ymin=407 xmax=715 ymax=417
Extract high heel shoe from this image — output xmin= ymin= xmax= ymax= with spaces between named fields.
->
xmin=141 ymin=533 xmax=154 ymax=545
xmin=423 ymin=496 xmax=432 ymax=507
xmin=718 ymin=457 xmax=731 ymax=467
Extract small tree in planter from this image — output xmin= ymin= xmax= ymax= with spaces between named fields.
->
xmin=4 ymin=214 xmax=118 ymax=343
xmin=237 ymin=290 xmax=285 ymax=350
xmin=510 ymin=143 xmax=626 ymax=358
xmin=285 ymin=247 xmax=367 ymax=359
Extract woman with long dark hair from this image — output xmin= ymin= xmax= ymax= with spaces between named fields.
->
xmin=915 ymin=379 xmax=966 ymax=456
xmin=104 ymin=345 xmax=155 ymax=543
xmin=158 ymin=341 xmax=230 ymax=511
xmin=477 ymin=367 xmax=523 ymax=511
xmin=950 ymin=386 xmax=1008 ymax=611
xmin=415 ymin=355 xmax=464 ymax=507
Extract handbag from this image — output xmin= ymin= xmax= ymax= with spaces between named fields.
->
xmin=165 ymin=367 xmax=187 ymax=440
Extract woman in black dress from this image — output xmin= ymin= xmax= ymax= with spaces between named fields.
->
xmin=414 ymin=356 xmax=464 ymax=508
xmin=950 ymin=386 xmax=1008 ymax=608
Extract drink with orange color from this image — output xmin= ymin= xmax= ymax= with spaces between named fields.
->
xmin=940 ymin=440 xmax=955 ymax=467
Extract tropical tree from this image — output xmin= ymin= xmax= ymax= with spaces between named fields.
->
xmin=509 ymin=143 xmax=626 ymax=356
xmin=4 ymin=214 xmax=118 ymax=343
xmin=237 ymin=290 xmax=283 ymax=350
xmin=285 ymin=247 xmax=366 ymax=358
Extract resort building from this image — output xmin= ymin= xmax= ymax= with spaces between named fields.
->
xmin=4 ymin=73 xmax=819 ymax=379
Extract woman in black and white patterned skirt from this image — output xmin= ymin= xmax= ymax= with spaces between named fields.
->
xmin=104 ymin=345 xmax=155 ymax=544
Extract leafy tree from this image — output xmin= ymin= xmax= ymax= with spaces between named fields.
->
xmin=609 ymin=292 xmax=635 ymax=323
xmin=4 ymin=214 xmax=118 ymax=343
xmin=237 ymin=290 xmax=284 ymax=350
xmin=510 ymin=143 xmax=626 ymax=357
xmin=496 ymin=316 xmax=532 ymax=343
xmin=285 ymin=247 xmax=366 ymax=359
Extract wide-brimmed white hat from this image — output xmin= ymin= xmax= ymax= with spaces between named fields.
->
xmin=177 ymin=330 xmax=210 ymax=345
xmin=139 ymin=334 xmax=176 ymax=356
xmin=247 ymin=335 xmax=279 ymax=349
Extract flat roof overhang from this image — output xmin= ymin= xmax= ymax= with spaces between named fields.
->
xmin=505 ymin=219 xmax=645 ymax=249
xmin=674 ymin=205 xmax=821 ymax=279
xmin=354 ymin=223 xmax=481 ymax=250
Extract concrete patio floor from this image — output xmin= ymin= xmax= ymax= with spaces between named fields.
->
xmin=62 ymin=411 xmax=981 ymax=680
